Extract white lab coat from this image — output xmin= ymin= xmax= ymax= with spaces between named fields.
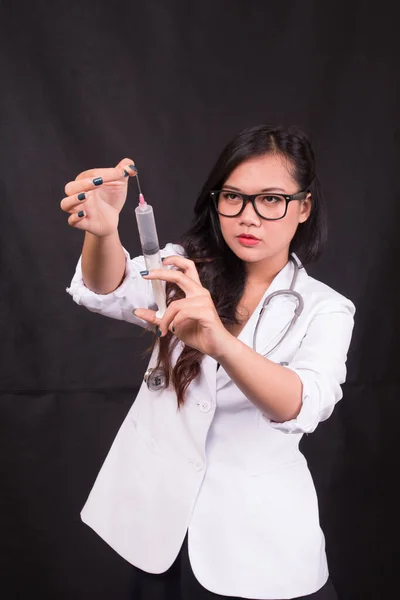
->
xmin=67 ymin=244 xmax=355 ymax=600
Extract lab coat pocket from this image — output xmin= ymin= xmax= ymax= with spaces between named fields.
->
xmin=129 ymin=417 xmax=161 ymax=456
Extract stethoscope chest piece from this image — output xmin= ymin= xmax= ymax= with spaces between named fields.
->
xmin=144 ymin=367 xmax=167 ymax=391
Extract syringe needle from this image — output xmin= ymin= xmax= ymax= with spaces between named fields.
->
xmin=134 ymin=171 xmax=146 ymax=205
xmin=135 ymin=172 xmax=143 ymax=196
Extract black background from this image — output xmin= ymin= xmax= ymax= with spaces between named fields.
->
xmin=0 ymin=1 xmax=399 ymax=598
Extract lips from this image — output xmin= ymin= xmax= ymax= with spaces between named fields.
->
xmin=237 ymin=234 xmax=260 ymax=246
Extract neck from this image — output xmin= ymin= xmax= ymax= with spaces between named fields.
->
xmin=245 ymin=250 xmax=290 ymax=286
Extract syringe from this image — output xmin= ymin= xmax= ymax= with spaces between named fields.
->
xmin=134 ymin=173 xmax=167 ymax=319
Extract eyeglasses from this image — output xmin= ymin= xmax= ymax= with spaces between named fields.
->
xmin=210 ymin=189 xmax=308 ymax=221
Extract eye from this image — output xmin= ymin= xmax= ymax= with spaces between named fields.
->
xmin=259 ymin=195 xmax=284 ymax=204
xmin=222 ymin=191 xmax=241 ymax=201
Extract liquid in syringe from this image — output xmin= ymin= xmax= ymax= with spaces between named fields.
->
xmin=134 ymin=174 xmax=167 ymax=318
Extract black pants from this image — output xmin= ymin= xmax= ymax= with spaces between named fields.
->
xmin=129 ymin=536 xmax=338 ymax=600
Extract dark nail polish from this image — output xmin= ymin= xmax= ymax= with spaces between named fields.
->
xmin=129 ymin=165 xmax=138 ymax=173
xmin=77 ymin=192 xmax=86 ymax=201
xmin=78 ymin=210 xmax=84 ymax=218
xmin=161 ymin=257 xmax=166 ymax=262
xmin=123 ymin=169 xmax=129 ymax=177
xmin=93 ymin=177 xmax=103 ymax=186
xmin=157 ymin=328 xmax=162 ymax=337
xmin=140 ymin=270 xmax=149 ymax=276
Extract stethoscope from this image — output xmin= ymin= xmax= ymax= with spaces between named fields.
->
xmin=144 ymin=256 xmax=304 ymax=391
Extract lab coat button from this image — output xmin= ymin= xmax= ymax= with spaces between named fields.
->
xmin=191 ymin=460 xmax=203 ymax=471
xmin=199 ymin=401 xmax=211 ymax=413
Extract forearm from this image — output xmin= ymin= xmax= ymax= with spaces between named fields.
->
xmin=81 ymin=231 xmax=126 ymax=294
xmin=214 ymin=334 xmax=303 ymax=422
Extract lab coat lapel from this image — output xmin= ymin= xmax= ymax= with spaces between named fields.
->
xmin=201 ymin=354 xmax=218 ymax=403
xmin=216 ymin=257 xmax=305 ymax=391
xmin=251 ymin=295 xmax=297 ymax=356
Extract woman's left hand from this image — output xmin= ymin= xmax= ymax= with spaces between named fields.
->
xmin=133 ymin=255 xmax=232 ymax=359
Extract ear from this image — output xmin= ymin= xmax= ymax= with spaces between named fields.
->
xmin=298 ymin=192 xmax=312 ymax=223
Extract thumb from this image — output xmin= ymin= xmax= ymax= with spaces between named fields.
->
xmin=133 ymin=308 xmax=160 ymax=326
xmin=75 ymin=159 xmax=137 ymax=182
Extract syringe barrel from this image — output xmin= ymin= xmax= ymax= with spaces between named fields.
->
xmin=135 ymin=202 xmax=166 ymax=318
xmin=135 ymin=203 xmax=160 ymax=255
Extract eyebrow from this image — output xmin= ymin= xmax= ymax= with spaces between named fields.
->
xmin=223 ymin=184 xmax=287 ymax=193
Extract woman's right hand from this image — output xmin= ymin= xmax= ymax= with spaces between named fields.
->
xmin=60 ymin=158 xmax=138 ymax=237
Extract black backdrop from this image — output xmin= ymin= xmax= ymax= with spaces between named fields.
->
xmin=1 ymin=1 xmax=399 ymax=598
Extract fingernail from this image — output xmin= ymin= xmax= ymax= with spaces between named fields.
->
xmin=157 ymin=328 xmax=162 ymax=337
xmin=129 ymin=165 xmax=138 ymax=173
xmin=140 ymin=270 xmax=149 ymax=276
xmin=93 ymin=177 xmax=103 ymax=186
xmin=123 ymin=169 xmax=129 ymax=177
xmin=78 ymin=210 xmax=85 ymax=218
xmin=132 ymin=309 xmax=137 ymax=315
xmin=161 ymin=257 xmax=166 ymax=262
xmin=77 ymin=192 xmax=86 ymax=201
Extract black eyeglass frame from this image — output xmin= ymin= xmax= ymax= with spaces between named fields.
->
xmin=210 ymin=189 xmax=308 ymax=221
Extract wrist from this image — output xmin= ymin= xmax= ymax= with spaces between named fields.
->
xmin=88 ymin=228 xmax=119 ymax=239
xmin=85 ymin=230 xmax=121 ymax=247
xmin=210 ymin=328 xmax=236 ymax=362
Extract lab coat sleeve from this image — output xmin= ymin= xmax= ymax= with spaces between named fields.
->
xmin=265 ymin=297 xmax=355 ymax=434
xmin=66 ymin=243 xmax=184 ymax=328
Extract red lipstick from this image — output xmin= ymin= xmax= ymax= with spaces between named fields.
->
xmin=237 ymin=234 xmax=260 ymax=246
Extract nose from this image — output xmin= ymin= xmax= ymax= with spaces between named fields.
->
xmin=238 ymin=199 xmax=261 ymax=226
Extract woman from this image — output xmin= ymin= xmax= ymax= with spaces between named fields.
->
xmin=61 ymin=125 xmax=355 ymax=599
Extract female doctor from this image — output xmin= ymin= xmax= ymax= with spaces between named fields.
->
xmin=62 ymin=124 xmax=355 ymax=600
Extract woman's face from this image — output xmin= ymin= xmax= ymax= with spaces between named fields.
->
xmin=218 ymin=153 xmax=311 ymax=268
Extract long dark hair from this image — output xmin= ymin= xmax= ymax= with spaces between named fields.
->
xmin=153 ymin=124 xmax=327 ymax=405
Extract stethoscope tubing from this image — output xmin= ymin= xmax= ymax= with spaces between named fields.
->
xmin=146 ymin=256 xmax=304 ymax=390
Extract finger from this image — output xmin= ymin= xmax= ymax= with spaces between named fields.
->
xmin=141 ymin=268 xmax=205 ymax=298
xmin=68 ymin=210 xmax=89 ymax=229
xmin=158 ymin=297 xmax=208 ymax=336
xmin=168 ymin=309 xmax=204 ymax=338
xmin=75 ymin=158 xmax=137 ymax=181
xmin=60 ymin=191 xmax=90 ymax=213
xmin=65 ymin=162 xmax=137 ymax=196
xmin=157 ymin=298 xmax=185 ymax=336
xmin=65 ymin=173 xmax=125 ymax=197
xmin=161 ymin=255 xmax=201 ymax=285
xmin=132 ymin=308 xmax=160 ymax=328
